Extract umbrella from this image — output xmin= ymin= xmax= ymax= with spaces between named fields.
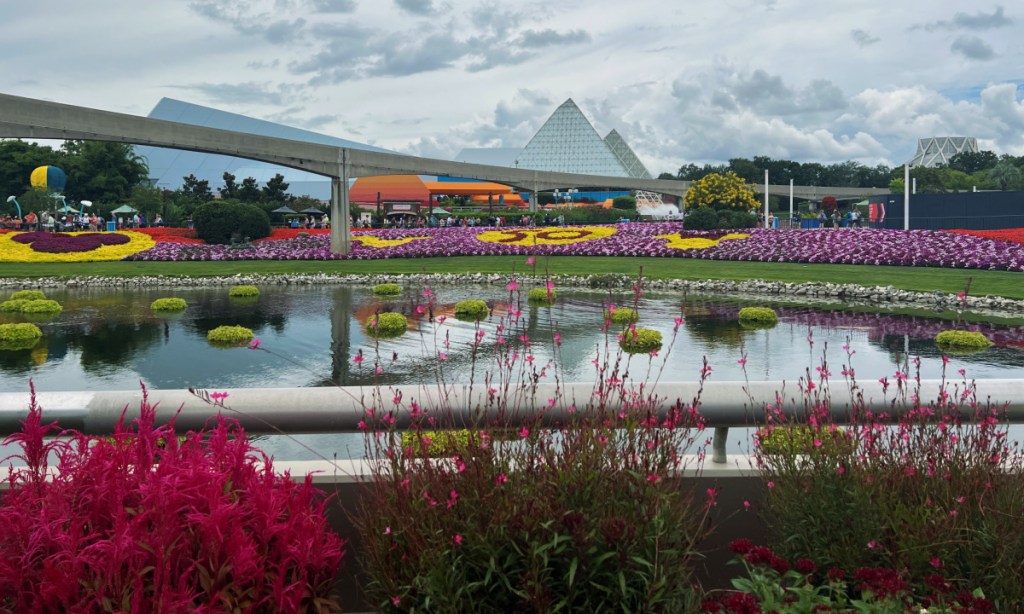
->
xmin=110 ymin=204 xmax=138 ymax=214
xmin=300 ymin=207 xmax=324 ymax=216
xmin=430 ymin=208 xmax=451 ymax=215
xmin=271 ymin=206 xmax=295 ymax=214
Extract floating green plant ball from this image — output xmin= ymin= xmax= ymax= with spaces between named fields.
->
xmin=454 ymin=299 xmax=490 ymax=321
xmin=20 ymin=299 xmax=62 ymax=315
xmin=756 ymin=425 xmax=853 ymax=456
xmin=0 ymin=299 xmax=30 ymax=312
xmin=0 ymin=323 xmax=42 ymax=351
xmin=366 ymin=312 xmax=408 ymax=338
xmin=207 ymin=325 xmax=254 ymax=346
xmin=150 ymin=298 xmax=188 ymax=312
xmin=935 ymin=330 xmax=992 ymax=350
xmin=9 ymin=290 xmax=46 ymax=301
xmin=605 ymin=307 xmax=639 ymax=325
xmin=619 ymin=328 xmax=662 ymax=354
xmin=228 ymin=285 xmax=260 ymax=297
xmin=738 ymin=307 xmax=778 ymax=325
xmin=527 ymin=287 xmax=556 ymax=305
xmin=372 ymin=283 xmax=402 ymax=296
xmin=400 ymin=430 xmax=478 ymax=457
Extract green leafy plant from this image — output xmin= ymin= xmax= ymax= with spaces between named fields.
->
xmin=755 ymin=424 xmax=852 ymax=456
xmin=365 ymin=312 xmax=407 ymax=338
xmin=527 ymin=287 xmax=555 ymax=305
xmin=934 ymin=330 xmax=991 ymax=349
xmin=453 ymin=299 xmax=489 ymax=321
xmin=399 ymin=430 xmax=478 ymax=457
xmin=192 ymin=200 xmax=271 ymax=245
xmin=228 ymin=285 xmax=261 ymax=297
xmin=0 ymin=323 xmax=43 ymax=351
xmin=0 ymin=299 xmax=30 ymax=313
xmin=683 ymin=206 xmax=719 ymax=230
xmin=207 ymin=325 xmax=254 ymax=345
xmin=738 ymin=307 xmax=778 ymax=325
xmin=372 ymin=283 xmax=402 ymax=296
xmin=150 ymin=298 xmax=188 ymax=311
xmin=604 ymin=306 xmax=639 ymax=325
xmin=619 ymin=327 xmax=662 ymax=354
xmin=9 ymin=290 xmax=46 ymax=301
xmin=20 ymin=299 xmax=62 ymax=315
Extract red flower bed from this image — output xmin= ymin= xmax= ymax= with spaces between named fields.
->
xmin=132 ymin=227 xmax=205 ymax=244
xmin=947 ymin=228 xmax=1024 ymax=246
xmin=254 ymin=228 xmax=332 ymax=242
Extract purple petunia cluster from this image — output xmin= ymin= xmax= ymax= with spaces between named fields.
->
xmin=13 ymin=231 xmax=130 ymax=253
xmin=122 ymin=224 xmax=1024 ymax=272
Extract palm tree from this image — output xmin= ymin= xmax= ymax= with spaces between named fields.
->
xmin=988 ymin=160 xmax=1022 ymax=191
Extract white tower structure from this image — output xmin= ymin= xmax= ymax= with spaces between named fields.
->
xmin=908 ymin=137 xmax=979 ymax=168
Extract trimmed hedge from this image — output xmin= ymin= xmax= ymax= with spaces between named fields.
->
xmin=527 ymin=287 xmax=556 ymax=305
xmin=228 ymin=285 xmax=261 ymax=298
xmin=454 ymin=300 xmax=490 ymax=321
xmin=365 ymin=312 xmax=408 ymax=338
xmin=605 ymin=307 xmax=639 ymax=325
xmin=9 ymin=290 xmax=46 ymax=301
xmin=193 ymin=200 xmax=271 ymax=245
xmin=21 ymin=300 xmax=63 ymax=315
xmin=935 ymin=330 xmax=992 ymax=349
xmin=619 ymin=328 xmax=662 ymax=354
xmin=207 ymin=325 xmax=254 ymax=346
xmin=738 ymin=307 xmax=778 ymax=325
xmin=151 ymin=298 xmax=188 ymax=312
xmin=0 ymin=323 xmax=43 ymax=351
xmin=372 ymin=283 xmax=402 ymax=296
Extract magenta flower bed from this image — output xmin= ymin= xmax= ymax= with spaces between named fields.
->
xmin=13 ymin=231 xmax=130 ymax=253
xmin=123 ymin=225 xmax=1024 ymax=272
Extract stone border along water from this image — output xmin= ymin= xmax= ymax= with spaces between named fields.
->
xmin=1 ymin=273 xmax=1023 ymax=318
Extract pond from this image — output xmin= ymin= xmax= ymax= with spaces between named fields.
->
xmin=3 ymin=284 xmax=1024 ymax=459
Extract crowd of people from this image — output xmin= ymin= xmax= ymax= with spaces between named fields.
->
xmin=0 ymin=211 xmax=164 ymax=231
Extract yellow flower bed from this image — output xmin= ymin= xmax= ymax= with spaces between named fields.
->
xmin=353 ymin=235 xmax=431 ymax=248
xmin=654 ymin=232 xmax=749 ymax=250
xmin=476 ymin=226 xmax=617 ymax=246
xmin=0 ymin=231 xmax=156 ymax=262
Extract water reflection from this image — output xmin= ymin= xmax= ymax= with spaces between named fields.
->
xmin=2 ymin=286 xmax=1024 ymax=394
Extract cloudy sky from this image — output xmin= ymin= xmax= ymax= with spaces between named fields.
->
xmin=4 ymin=0 xmax=1024 ymax=175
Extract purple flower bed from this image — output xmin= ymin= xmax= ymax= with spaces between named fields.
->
xmin=123 ymin=225 xmax=1024 ymax=272
xmin=14 ymin=231 xmax=130 ymax=253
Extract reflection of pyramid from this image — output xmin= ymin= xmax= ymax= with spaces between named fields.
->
xmin=515 ymin=99 xmax=630 ymax=176
xmin=604 ymin=129 xmax=651 ymax=179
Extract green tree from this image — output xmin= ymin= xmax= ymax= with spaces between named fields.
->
xmin=612 ymin=195 xmax=636 ymax=210
xmin=182 ymin=174 xmax=213 ymax=202
xmin=0 ymin=140 xmax=59 ymax=200
xmin=61 ymin=141 xmax=148 ymax=204
xmin=238 ymin=177 xmax=261 ymax=203
xmin=261 ymin=173 xmax=290 ymax=203
xmin=220 ymin=172 xmax=239 ymax=200
xmin=988 ymin=160 xmax=1023 ymax=191
xmin=130 ymin=185 xmax=164 ymax=224
xmin=683 ymin=172 xmax=759 ymax=211
xmin=947 ymin=150 xmax=998 ymax=174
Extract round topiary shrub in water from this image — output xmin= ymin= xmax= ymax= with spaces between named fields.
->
xmin=9 ymin=290 xmax=46 ymax=301
xmin=935 ymin=330 xmax=992 ymax=350
xmin=0 ymin=323 xmax=43 ymax=351
xmin=619 ymin=328 xmax=662 ymax=354
xmin=372 ymin=283 xmax=402 ymax=296
xmin=207 ymin=325 xmax=254 ymax=346
xmin=605 ymin=307 xmax=639 ymax=325
xmin=151 ymin=298 xmax=188 ymax=312
xmin=365 ymin=312 xmax=408 ymax=338
xmin=738 ymin=307 xmax=778 ymax=326
xmin=527 ymin=287 xmax=556 ymax=305
xmin=0 ymin=299 xmax=31 ymax=313
xmin=20 ymin=299 xmax=62 ymax=315
xmin=454 ymin=299 xmax=490 ymax=321
xmin=229 ymin=285 xmax=260 ymax=298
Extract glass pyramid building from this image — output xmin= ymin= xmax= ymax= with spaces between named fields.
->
xmin=908 ymin=137 xmax=978 ymax=168
xmin=604 ymin=129 xmax=652 ymax=179
xmin=514 ymin=99 xmax=642 ymax=177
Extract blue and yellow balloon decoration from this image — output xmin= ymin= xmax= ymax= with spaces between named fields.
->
xmin=30 ymin=166 xmax=67 ymax=193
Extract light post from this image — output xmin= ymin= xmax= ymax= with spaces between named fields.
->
xmin=5 ymin=196 xmax=21 ymax=219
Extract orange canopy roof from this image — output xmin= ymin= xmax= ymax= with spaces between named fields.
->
xmin=349 ymin=175 xmax=430 ymax=204
xmin=422 ymin=181 xmax=516 ymax=196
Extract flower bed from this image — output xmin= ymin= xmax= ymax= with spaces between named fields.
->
xmin=946 ymin=227 xmax=1024 ymax=247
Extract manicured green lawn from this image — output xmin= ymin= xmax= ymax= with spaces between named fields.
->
xmin=2 ymin=257 xmax=1019 ymax=299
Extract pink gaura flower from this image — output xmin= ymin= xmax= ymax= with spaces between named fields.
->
xmin=453 ymin=534 xmax=463 ymax=545
xmin=519 ymin=427 xmax=529 ymax=438
xmin=438 ymin=352 xmax=448 ymax=360
xmin=506 ymin=280 xmax=519 ymax=291
xmin=495 ymin=473 xmax=508 ymax=485
xmin=247 ymin=339 xmax=261 ymax=350
xmin=353 ymin=351 xmax=364 ymax=364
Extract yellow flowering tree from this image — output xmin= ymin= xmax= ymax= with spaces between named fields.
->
xmin=683 ymin=172 xmax=759 ymax=211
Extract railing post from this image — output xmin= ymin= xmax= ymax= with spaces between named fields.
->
xmin=712 ymin=426 xmax=728 ymax=464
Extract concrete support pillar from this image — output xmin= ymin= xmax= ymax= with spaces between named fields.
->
xmin=330 ymin=150 xmax=351 ymax=255
xmin=529 ymin=187 xmax=538 ymax=213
